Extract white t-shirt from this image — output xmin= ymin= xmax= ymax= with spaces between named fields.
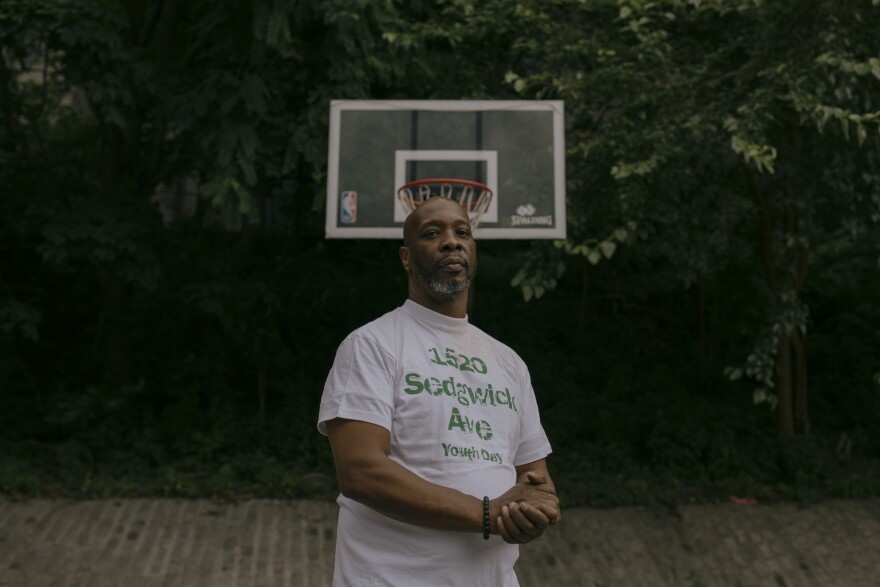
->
xmin=318 ymin=300 xmax=552 ymax=587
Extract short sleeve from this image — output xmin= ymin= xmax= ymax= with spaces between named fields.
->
xmin=512 ymin=363 xmax=552 ymax=466
xmin=317 ymin=334 xmax=396 ymax=435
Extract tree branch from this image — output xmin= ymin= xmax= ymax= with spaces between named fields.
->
xmin=793 ymin=247 xmax=809 ymax=293
xmin=140 ymin=0 xmax=165 ymax=46
xmin=0 ymin=57 xmax=40 ymax=179
xmin=182 ymin=33 xmax=213 ymax=66
xmin=744 ymin=166 xmax=778 ymax=293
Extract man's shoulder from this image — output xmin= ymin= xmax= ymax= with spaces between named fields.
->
xmin=342 ymin=305 xmax=405 ymax=345
xmin=466 ymin=323 xmax=527 ymax=368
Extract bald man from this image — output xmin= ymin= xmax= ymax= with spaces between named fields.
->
xmin=318 ymin=196 xmax=560 ymax=586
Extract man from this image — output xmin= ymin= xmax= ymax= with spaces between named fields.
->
xmin=318 ymin=196 xmax=560 ymax=586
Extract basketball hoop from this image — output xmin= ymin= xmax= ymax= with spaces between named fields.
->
xmin=397 ymin=178 xmax=493 ymax=228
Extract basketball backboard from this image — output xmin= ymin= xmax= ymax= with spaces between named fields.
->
xmin=325 ymin=100 xmax=565 ymax=239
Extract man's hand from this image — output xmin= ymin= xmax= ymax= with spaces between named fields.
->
xmin=518 ymin=470 xmax=555 ymax=494
xmin=494 ymin=464 xmax=561 ymax=544
xmin=514 ymin=467 xmax=560 ymax=523
xmin=496 ymin=501 xmax=554 ymax=544
xmin=489 ymin=488 xmax=556 ymax=543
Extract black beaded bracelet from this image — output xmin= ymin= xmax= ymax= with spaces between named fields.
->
xmin=482 ymin=496 xmax=490 ymax=540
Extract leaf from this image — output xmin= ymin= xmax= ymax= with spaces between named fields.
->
xmin=587 ymin=250 xmax=602 ymax=265
xmin=252 ymin=4 xmax=269 ymax=40
xmin=231 ymin=180 xmax=259 ymax=223
xmin=241 ymin=74 xmax=268 ymax=114
xmin=238 ymin=154 xmax=257 ymax=186
xmin=279 ymin=14 xmax=292 ymax=43
xmin=106 ymin=106 xmax=126 ymax=129
xmin=267 ymin=10 xmax=282 ymax=46
xmin=613 ymin=228 xmax=628 ymax=242
xmin=510 ymin=270 xmax=525 ymax=287
xmin=282 ymin=139 xmax=298 ymax=174
xmin=238 ymin=125 xmax=259 ymax=160
xmin=217 ymin=128 xmax=237 ymax=166
xmin=522 ymin=284 xmax=533 ymax=302
xmin=599 ymin=240 xmax=616 ymax=259
xmin=0 ymin=300 xmax=41 ymax=342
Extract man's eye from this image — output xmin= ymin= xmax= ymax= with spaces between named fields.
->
xmin=456 ymin=228 xmax=471 ymax=237
xmin=423 ymin=230 xmax=439 ymax=238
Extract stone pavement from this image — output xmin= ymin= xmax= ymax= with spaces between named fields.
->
xmin=2 ymin=497 xmax=879 ymax=586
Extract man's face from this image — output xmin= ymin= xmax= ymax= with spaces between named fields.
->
xmin=401 ymin=198 xmax=478 ymax=300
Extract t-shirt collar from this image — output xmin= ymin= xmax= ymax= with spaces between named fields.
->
xmin=402 ymin=299 xmax=469 ymax=333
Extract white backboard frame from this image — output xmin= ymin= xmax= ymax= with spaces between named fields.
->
xmin=326 ymin=100 xmax=566 ymax=239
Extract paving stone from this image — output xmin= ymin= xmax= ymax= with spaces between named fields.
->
xmin=1 ymin=498 xmax=879 ymax=586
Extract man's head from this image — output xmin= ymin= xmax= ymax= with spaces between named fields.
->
xmin=399 ymin=197 xmax=477 ymax=310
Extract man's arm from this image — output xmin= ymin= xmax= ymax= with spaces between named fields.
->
xmin=325 ymin=418 xmax=559 ymax=534
xmin=496 ymin=459 xmax=562 ymax=544
xmin=515 ymin=459 xmax=557 ymax=496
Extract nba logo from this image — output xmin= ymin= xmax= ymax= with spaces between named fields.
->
xmin=340 ymin=191 xmax=357 ymax=224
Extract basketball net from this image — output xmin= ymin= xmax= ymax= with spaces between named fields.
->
xmin=397 ymin=178 xmax=493 ymax=228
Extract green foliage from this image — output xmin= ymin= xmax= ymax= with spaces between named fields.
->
xmin=724 ymin=291 xmax=812 ymax=408
xmin=0 ymin=299 xmax=41 ymax=342
xmin=510 ymin=246 xmax=566 ymax=301
xmin=486 ymin=0 xmax=880 ymax=439
xmin=1 ymin=0 xmax=879 ymax=503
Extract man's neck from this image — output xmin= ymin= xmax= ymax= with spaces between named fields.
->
xmin=407 ymin=292 xmax=469 ymax=319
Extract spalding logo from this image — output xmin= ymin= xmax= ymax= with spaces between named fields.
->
xmin=515 ymin=204 xmax=536 ymax=217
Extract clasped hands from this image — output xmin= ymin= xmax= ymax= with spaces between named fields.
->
xmin=489 ymin=471 xmax=561 ymax=544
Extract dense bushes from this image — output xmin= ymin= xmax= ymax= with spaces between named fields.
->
xmin=2 ymin=0 xmax=879 ymax=505
xmin=3 ymin=230 xmax=878 ymax=505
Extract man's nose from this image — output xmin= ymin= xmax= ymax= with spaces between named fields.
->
xmin=439 ymin=230 xmax=464 ymax=250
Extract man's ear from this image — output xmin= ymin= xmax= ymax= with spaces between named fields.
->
xmin=399 ymin=246 xmax=410 ymax=272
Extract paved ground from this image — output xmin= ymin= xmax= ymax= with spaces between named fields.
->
xmin=2 ymin=497 xmax=880 ymax=586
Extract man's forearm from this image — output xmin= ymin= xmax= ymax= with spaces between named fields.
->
xmin=338 ymin=452 xmax=491 ymax=532
xmin=326 ymin=418 xmax=558 ymax=535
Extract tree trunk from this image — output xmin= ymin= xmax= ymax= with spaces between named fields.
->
xmin=258 ymin=356 xmax=268 ymax=422
xmin=697 ymin=273 xmax=708 ymax=392
xmin=776 ymin=332 xmax=795 ymax=441
xmin=576 ymin=257 xmax=588 ymax=335
xmin=748 ymin=168 xmax=811 ymax=439
xmin=775 ymin=327 xmax=810 ymax=441
xmin=97 ymin=266 xmax=132 ymax=388
xmin=791 ymin=330 xmax=809 ymax=434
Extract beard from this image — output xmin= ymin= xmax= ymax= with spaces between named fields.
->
xmin=415 ymin=258 xmax=477 ymax=299
xmin=423 ymin=274 xmax=472 ymax=298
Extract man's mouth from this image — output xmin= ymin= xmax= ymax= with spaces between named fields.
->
xmin=438 ymin=257 xmax=468 ymax=270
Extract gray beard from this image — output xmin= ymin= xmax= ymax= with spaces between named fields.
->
xmin=424 ymin=275 xmax=471 ymax=298
xmin=416 ymin=264 xmax=472 ymax=298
